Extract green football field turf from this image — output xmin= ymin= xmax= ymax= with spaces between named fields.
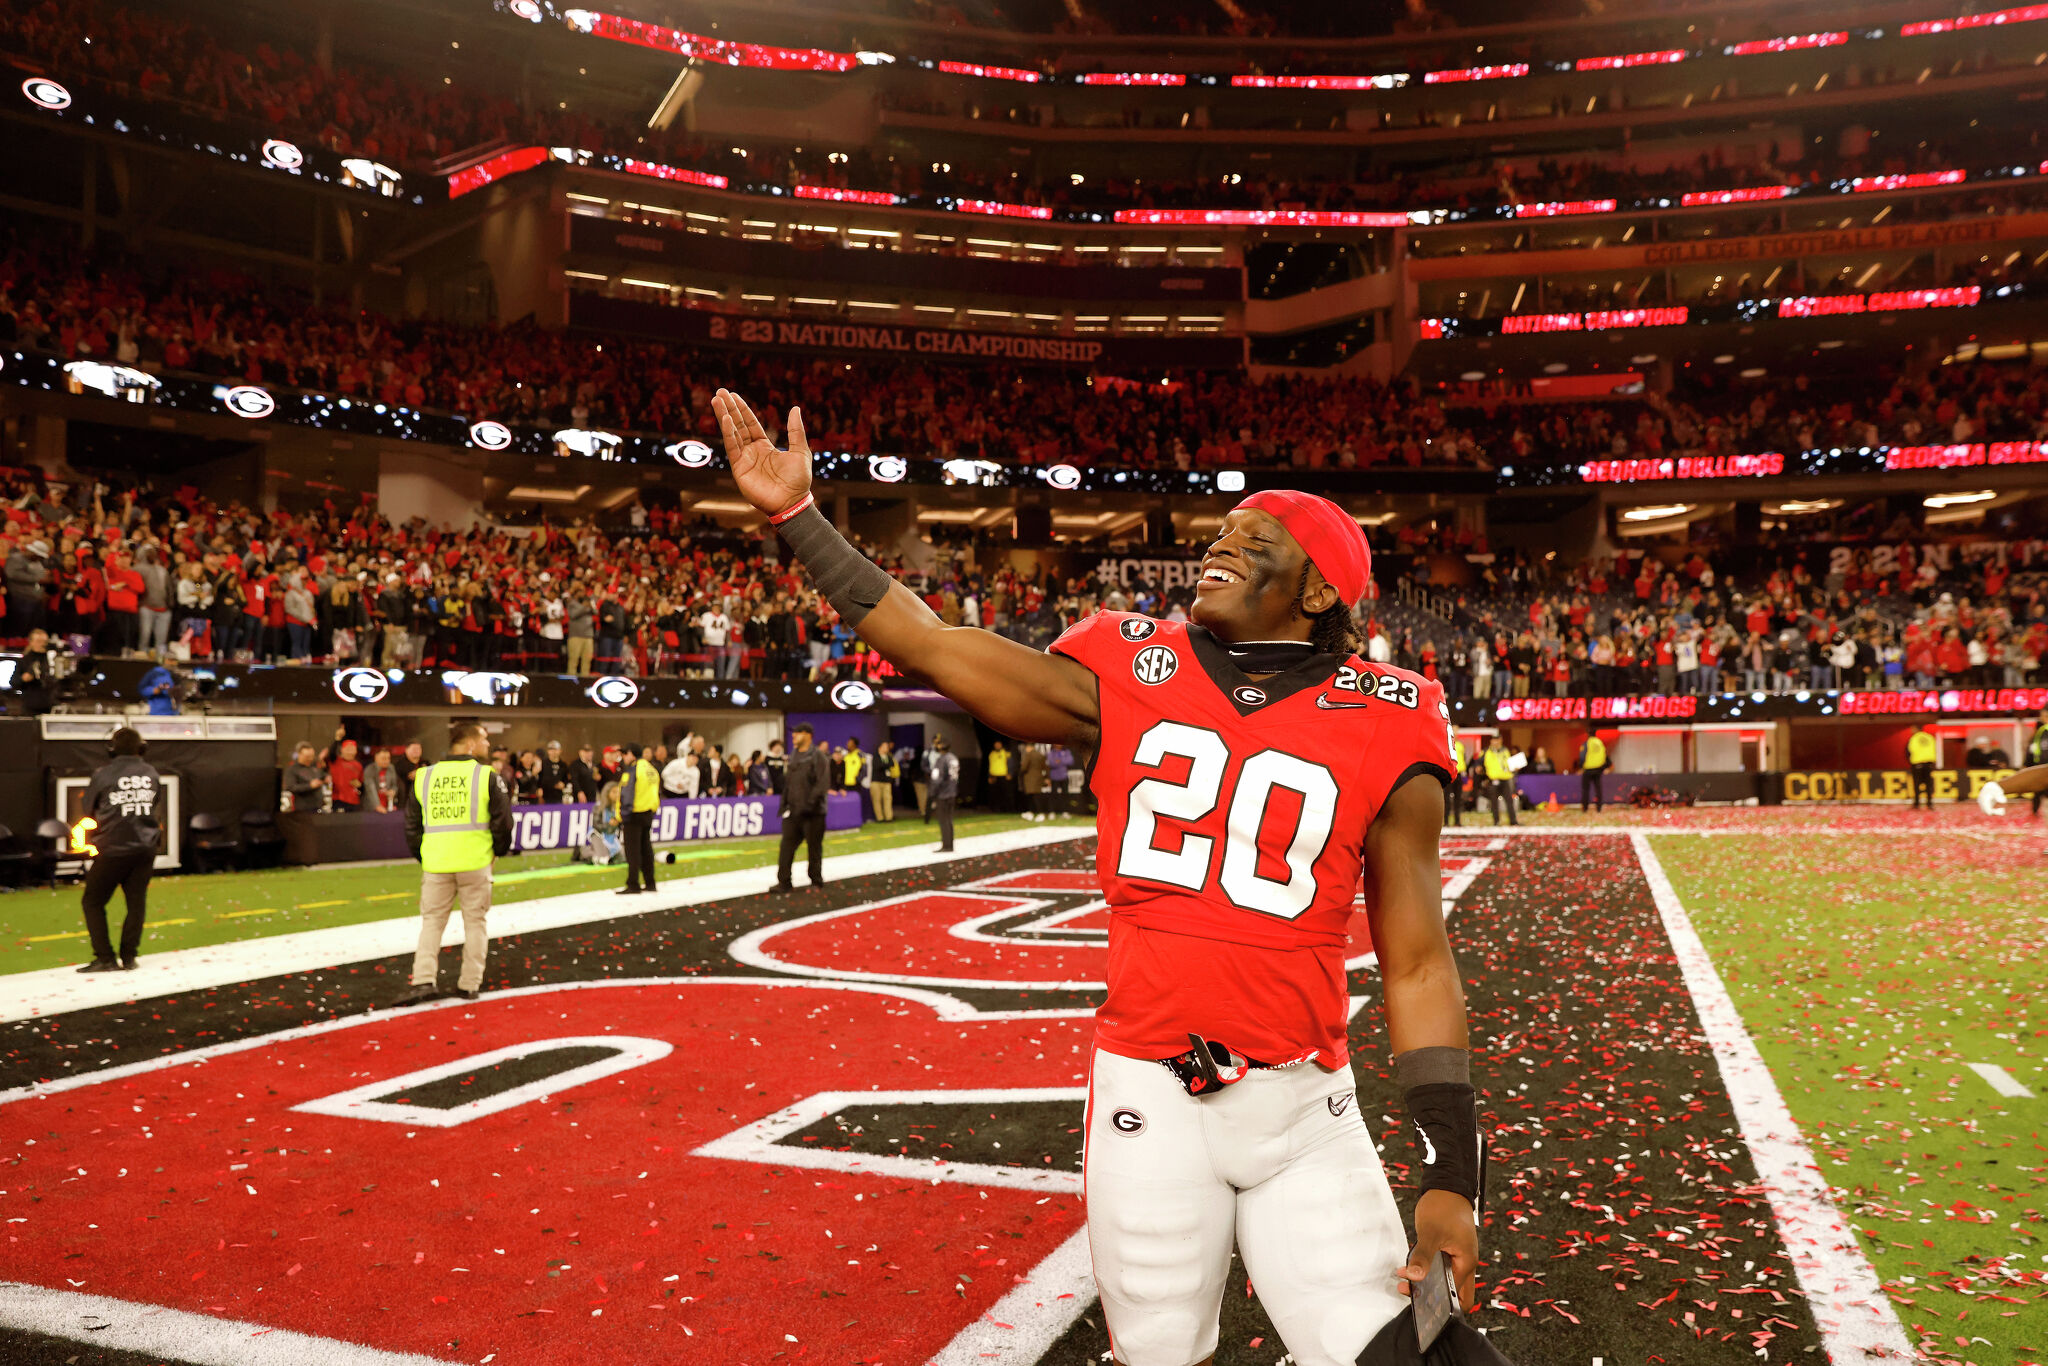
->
xmin=0 ymin=812 xmax=1086 ymax=975
xmin=1657 ymin=832 xmax=2048 ymax=1366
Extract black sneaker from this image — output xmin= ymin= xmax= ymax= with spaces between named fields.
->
xmin=617 ymin=886 xmax=642 ymax=896
xmin=455 ymin=988 xmax=481 ymax=1001
xmin=767 ymin=883 xmax=795 ymax=895
xmin=390 ymin=983 xmax=441 ymax=1008
xmin=76 ymin=958 xmax=122 ymax=974
xmin=120 ymin=956 xmax=138 ymax=971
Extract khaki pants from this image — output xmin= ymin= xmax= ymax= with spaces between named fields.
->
xmin=913 ymin=781 xmax=928 ymax=816
xmin=871 ymin=781 xmax=893 ymax=822
xmin=413 ymin=867 xmax=492 ymax=991
xmin=565 ymin=636 xmax=594 ymax=675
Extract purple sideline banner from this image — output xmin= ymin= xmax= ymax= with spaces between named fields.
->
xmin=509 ymin=793 xmax=862 ymax=853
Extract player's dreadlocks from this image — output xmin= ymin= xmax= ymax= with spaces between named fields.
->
xmin=1298 ymin=565 xmax=1362 ymax=658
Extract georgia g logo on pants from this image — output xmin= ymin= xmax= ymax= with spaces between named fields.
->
xmin=1111 ymin=1107 xmax=1146 ymax=1135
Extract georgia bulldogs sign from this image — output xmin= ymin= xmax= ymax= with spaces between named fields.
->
xmin=0 ymin=980 xmax=1095 ymax=1366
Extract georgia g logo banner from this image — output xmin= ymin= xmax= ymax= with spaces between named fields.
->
xmin=829 ymin=679 xmax=875 ymax=710
xmin=331 ymin=667 xmax=391 ymax=703
xmin=587 ymin=675 xmax=640 ymax=708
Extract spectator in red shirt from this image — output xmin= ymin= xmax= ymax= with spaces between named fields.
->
xmin=101 ymin=546 xmax=144 ymax=656
xmin=1937 ymin=628 xmax=1970 ymax=680
xmin=326 ymin=735 xmax=365 ymax=814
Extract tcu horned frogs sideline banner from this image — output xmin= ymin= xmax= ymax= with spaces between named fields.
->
xmin=508 ymin=793 xmax=863 ymax=853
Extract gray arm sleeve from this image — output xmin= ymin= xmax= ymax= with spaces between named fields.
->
xmin=1393 ymin=1045 xmax=1471 ymax=1090
xmin=776 ymin=506 xmax=896 ymax=628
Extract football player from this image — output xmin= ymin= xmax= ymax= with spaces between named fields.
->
xmin=714 ymin=390 xmax=1481 ymax=1366
xmin=1977 ymin=762 xmax=2048 ymax=815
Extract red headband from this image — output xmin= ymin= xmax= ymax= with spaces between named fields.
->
xmin=1234 ymin=490 xmax=1371 ymax=606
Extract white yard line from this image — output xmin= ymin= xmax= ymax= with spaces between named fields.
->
xmin=1474 ymin=823 xmax=2041 ymax=838
xmin=1966 ymin=1062 xmax=2036 ymax=1099
xmin=0 ymin=1282 xmax=450 ymax=1366
xmin=0 ymin=825 xmax=1093 ymax=1025
xmin=926 ymin=1226 xmax=1099 ymax=1366
xmin=1630 ymin=833 xmax=1915 ymax=1365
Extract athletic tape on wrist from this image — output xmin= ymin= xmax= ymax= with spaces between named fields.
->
xmin=775 ymin=504 xmax=894 ymax=628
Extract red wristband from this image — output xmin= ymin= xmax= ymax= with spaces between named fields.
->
xmin=767 ymin=492 xmax=815 ymax=526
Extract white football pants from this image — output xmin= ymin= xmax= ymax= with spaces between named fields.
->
xmin=1084 ymin=1046 xmax=1410 ymax=1366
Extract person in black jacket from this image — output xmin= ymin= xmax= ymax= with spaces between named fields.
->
xmin=772 ymin=724 xmax=830 ymax=893
xmin=74 ymin=726 xmax=163 ymax=973
xmin=568 ymin=742 xmax=601 ymax=802
xmin=13 ymin=626 xmax=56 ymax=716
xmin=535 ymin=740 xmax=570 ymax=803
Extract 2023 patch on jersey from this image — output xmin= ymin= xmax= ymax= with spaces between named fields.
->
xmin=1050 ymin=613 xmax=1455 ymax=1068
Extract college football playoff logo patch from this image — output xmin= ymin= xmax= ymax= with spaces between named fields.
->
xmin=1119 ymin=618 xmax=1157 ymax=642
xmin=1131 ymin=645 xmax=1178 ymax=685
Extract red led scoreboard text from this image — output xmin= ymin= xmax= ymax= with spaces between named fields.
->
xmin=1579 ymin=453 xmax=1785 ymax=482
xmin=1839 ymin=688 xmax=2048 ymax=714
xmin=1494 ymin=696 xmax=1700 ymax=721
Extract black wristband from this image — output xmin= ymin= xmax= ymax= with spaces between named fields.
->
xmin=1401 ymin=1079 xmax=1485 ymax=1213
xmin=775 ymin=505 xmax=895 ymax=628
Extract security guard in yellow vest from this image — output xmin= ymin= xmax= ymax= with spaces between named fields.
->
xmin=1907 ymin=724 xmax=1939 ymax=810
xmin=1445 ymin=736 xmax=1466 ymax=827
xmin=1481 ymin=734 xmax=1519 ymax=827
xmin=618 ymin=741 xmax=663 ymax=894
xmin=1578 ymin=731 xmax=1610 ymax=813
xmin=397 ymin=721 xmax=512 ymax=1006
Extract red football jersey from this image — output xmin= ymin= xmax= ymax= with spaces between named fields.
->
xmin=1051 ymin=612 xmax=1454 ymax=1068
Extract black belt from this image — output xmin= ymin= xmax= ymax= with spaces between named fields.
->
xmin=1159 ymin=1033 xmax=1277 ymax=1097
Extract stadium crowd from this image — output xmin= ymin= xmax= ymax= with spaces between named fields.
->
xmin=1461 ymin=359 xmax=2048 ymax=468
xmin=0 ymin=468 xmax=1111 ymax=679
xmin=3 ymin=463 xmax=2044 ymax=701
xmin=19 ymin=208 xmax=2048 ymax=479
xmin=2 ymin=0 xmax=2036 ymax=219
xmin=1374 ymin=542 xmax=2048 ymax=700
xmin=0 ymin=228 xmax=1490 ymax=472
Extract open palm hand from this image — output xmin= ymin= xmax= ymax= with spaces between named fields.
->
xmin=713 ymin=388 xmax=811 ymax=518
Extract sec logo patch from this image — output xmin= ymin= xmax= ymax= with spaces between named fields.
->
xmin=1132 ymin=646 xmax=1178 ymax=685
xmin=1119 ymin=618 xmax=1157 ymax=642
xmin=1111 ymin=1108 xmax=1146 ymax=1135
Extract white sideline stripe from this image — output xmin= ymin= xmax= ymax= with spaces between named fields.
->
xmin=0 ymin=1282 xmax=448 ymax=1366
xmin=1475 ymin=824 xmax=2040 ymax=838
xmin=0 ymin=825 xmax=1094 ymax=1025
xmin=0 ymin=976 xmax=1091 ymax=1107
xmin=928 ymin=1226 xmax=1098 ymax=1366
xmin=1630 ymin=834 xmax=1913 ymax=1365
xmin=1967 ymin=1062 xmax=2036 ymax=1099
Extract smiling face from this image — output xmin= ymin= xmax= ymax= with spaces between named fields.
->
xmin=1189 ymin=508 xmax=1335 ymax=645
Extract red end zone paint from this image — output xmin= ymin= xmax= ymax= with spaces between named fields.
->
xmin=0 ymin=981 xmax=1091 ymax=1365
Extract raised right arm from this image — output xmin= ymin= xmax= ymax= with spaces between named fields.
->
xmin=713 ymin=389 xmax=1098 ymax=746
